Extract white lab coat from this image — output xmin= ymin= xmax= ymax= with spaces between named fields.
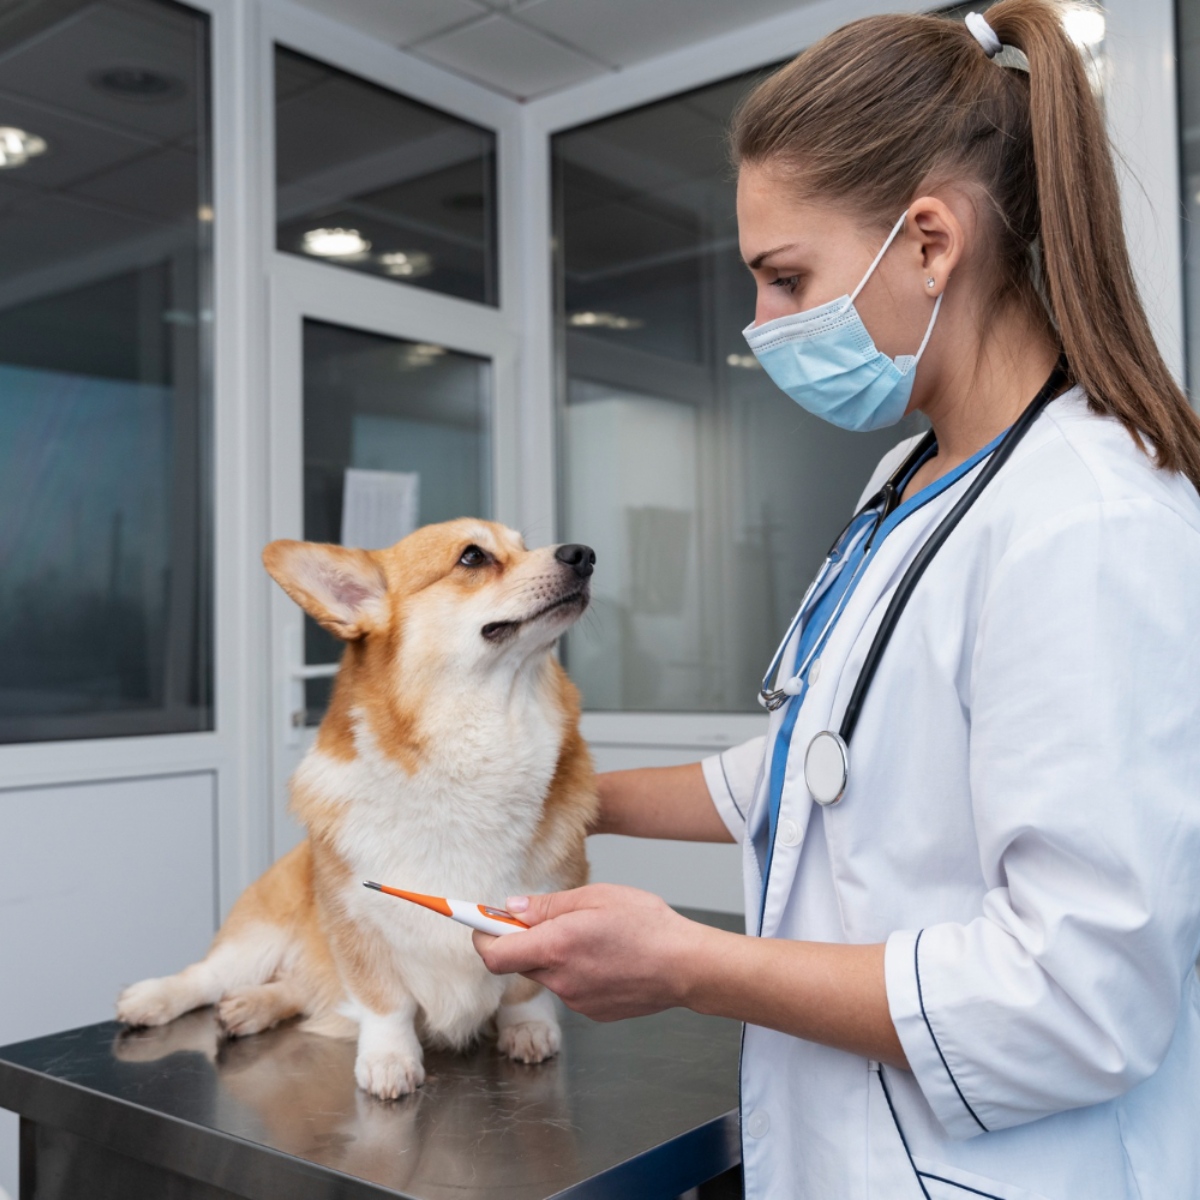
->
xmin=702 ymin=389 xmax=1200 ymax=1199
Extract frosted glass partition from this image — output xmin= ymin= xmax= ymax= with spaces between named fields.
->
xmin=0 ymin=0 xmax=212 ymax=743
xmin=300 ymin=319 xmax=490 ymax=722
xmin=553 ymin=70 xmax=915 ymax=714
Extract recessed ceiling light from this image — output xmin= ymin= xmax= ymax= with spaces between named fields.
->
xmin=380 ymin=250 xmax=433 ymax=278
xmin=726 ymin=353 xmax=761 ymax=370
xmin=0 ymin=127 xmax=47 ymax=170
xmin=568 ymin=311 xmax=644 ymax=331
xmin=90 ymin=67 xmax=184 ymax=102
xmin=302 ymin=227 xmax=371 ymax=258
xmin=1062 ymin=6 xmax=1104 ymax=48
xmin=400 ymin=343 xmax=447 ymax=368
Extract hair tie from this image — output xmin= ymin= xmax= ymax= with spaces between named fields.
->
xmin=965 ymin=11 xmax=1002 ymax=58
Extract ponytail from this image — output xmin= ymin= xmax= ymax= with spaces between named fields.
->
xmin=732 ymin=0 xmax=1200 ymax=492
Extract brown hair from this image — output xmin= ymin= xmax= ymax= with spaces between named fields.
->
xmin=732 ymin=0 xmax=1200 ymax=492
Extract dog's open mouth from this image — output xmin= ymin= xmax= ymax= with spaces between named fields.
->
xmin=482 ymin=588 xmax=589 ymax=642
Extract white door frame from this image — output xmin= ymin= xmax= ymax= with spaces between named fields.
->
xmin=258 ymin=1 xmax=525 ymax=856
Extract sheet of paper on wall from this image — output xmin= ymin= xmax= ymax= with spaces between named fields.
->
xmin=341 ymin=468 xmax=420 ymax=549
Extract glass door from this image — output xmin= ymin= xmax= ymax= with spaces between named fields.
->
xmin=296 ymin=319 xmax=492 ymax=723
xmin=268 ymin=257 xmax=514 ymax=855
xmin=265 ymin=42 xmax=517 ymax=855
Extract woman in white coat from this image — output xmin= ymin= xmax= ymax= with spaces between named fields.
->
xmin=475 ymin=2 xmax=1200 ymax=1196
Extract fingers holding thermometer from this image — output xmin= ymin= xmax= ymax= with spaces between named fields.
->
xmin=472 ymin=883 xmax=710 ymax=1023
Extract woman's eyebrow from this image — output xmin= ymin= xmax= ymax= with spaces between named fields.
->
xmin=746 ymin=242 xmax=799 ymax=270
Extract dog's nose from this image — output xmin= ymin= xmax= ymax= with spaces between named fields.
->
xmin=555 ymin=543 xmax=596 ymax=578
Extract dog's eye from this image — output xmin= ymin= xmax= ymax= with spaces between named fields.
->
xmin=458 ymin=545 xmax=489 ymax=568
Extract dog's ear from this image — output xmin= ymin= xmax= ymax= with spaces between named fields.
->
xmin=262 ymin=541 xmax=388 ymax=640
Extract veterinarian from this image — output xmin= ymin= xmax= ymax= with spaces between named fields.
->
xmin=475 ymin=3 xmax=1200 ymax=1196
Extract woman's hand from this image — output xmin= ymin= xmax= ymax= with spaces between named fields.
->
xmin=474 ymin=885 xmax=909 ymax=1068
xmin=472 ymin=884 xmax=711 ymax=1022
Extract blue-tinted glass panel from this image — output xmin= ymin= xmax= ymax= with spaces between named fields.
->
xmin=0 ymin=0 xmax=212 ymax=742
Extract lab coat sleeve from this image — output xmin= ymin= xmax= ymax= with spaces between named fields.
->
xmin=701 ymin=736 xmax=766 ymax=842
xmin=885 ymin=498 xmax=1200 ymax=1140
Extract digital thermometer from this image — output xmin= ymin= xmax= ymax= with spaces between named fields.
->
xmin=363 ymin=881 xmax=530 ymax=936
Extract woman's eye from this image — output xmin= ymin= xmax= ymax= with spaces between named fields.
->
xmin=771 ymin=275 xmax=801 ymax=294
xmin=458 ymin=545 xmax=488 ymax=567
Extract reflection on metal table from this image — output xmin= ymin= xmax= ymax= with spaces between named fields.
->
xmin=0 ymin=909 xmax=743 ymax=1200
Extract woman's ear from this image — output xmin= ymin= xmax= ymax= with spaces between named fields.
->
xmin=907 ymin=195 xmax=965 ymax=295
xmin=262 ymin=540 xmax=388 ymax=640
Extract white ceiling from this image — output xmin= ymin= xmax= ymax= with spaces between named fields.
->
xmin=291 ymin=0 xmax=807 ymax=100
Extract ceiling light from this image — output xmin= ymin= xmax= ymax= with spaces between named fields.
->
xmin=568 ymin=311 xmax=645 ymax=331
xmin=380 ymin=250 xmax=433 ymax=278
xmin=1062 ymin=6 xmax=1105 ymax=47
xmin=0 ymin=127 xmax=46 ymax=169
xmin=302 ymin=227 xmax=371 ymax=258
xmin=400 ymin=343 xmax=447 ymax=368
xmin=726 ymin=353 xmax=761 ymax=370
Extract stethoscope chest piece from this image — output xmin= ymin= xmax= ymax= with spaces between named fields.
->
xmin=805 ymin=731 xmax=849 ymax=807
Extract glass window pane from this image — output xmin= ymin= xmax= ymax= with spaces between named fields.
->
xmin=301 ymin=319 xmax=490 ymax=722
xmin=553 ymin=70 xmax=920 ymax=715
xmin=275 ymin=47 xmax=498 ymax=306
xmin=0 ymin=0 xmax=212 ymax=743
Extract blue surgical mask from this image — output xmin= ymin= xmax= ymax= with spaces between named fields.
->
xmin=743 ymin=210 xmax=942 ymax=432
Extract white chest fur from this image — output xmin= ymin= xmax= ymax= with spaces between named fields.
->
xmin=290 ymin=675 xmax=565 ymax=1037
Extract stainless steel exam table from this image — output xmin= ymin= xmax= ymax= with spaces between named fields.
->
xmin=0 ymin=909 xmax=743 ymax=1200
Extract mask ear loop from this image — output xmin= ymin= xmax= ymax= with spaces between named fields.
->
xmin=912 ymin=292 xmax=943 ymax=363
xmin=839 ymin=211 xmax=910 ymax=314
xmin=837 ymin=209 xmax=946 ymax=362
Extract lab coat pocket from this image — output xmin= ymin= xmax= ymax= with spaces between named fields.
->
xmin=866 ymin=1064 xmax=929 ymax=1200
xmin=910 ymin=1158 xmax=1053 ymax=1200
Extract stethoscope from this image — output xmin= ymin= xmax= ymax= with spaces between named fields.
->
xmin=759 ymin=359 xmax=1069 ymax=808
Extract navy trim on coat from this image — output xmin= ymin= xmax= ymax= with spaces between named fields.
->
xmin=914 ymin=929 xmax=989 ymax=1133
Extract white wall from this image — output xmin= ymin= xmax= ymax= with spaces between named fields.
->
xmin=0 ymin=773 xmax=217 ymax=1196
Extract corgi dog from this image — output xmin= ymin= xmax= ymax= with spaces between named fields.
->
xmin=117 ymin=520 xmax=598 ymax=1099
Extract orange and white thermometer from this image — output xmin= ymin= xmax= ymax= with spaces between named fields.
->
xmin=363 ymin=881 xmax=530 ymax=936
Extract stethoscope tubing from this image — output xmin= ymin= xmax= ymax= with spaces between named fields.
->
xmin=835 ymin=359 xmax=1068 ymax=747
xmin=759 ymin=357 xmax=1069 ymax=804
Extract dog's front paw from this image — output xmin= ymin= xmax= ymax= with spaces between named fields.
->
xmin=355 ymin=1049 xmax=426 ymax=1099
xmin=498 ymin=1019 xmax=561 ymax=1064
xmin=217 ymin=990 xmax=276 ymax=1038
xmin=117 ymin=978 xmax=186 ymax=1028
